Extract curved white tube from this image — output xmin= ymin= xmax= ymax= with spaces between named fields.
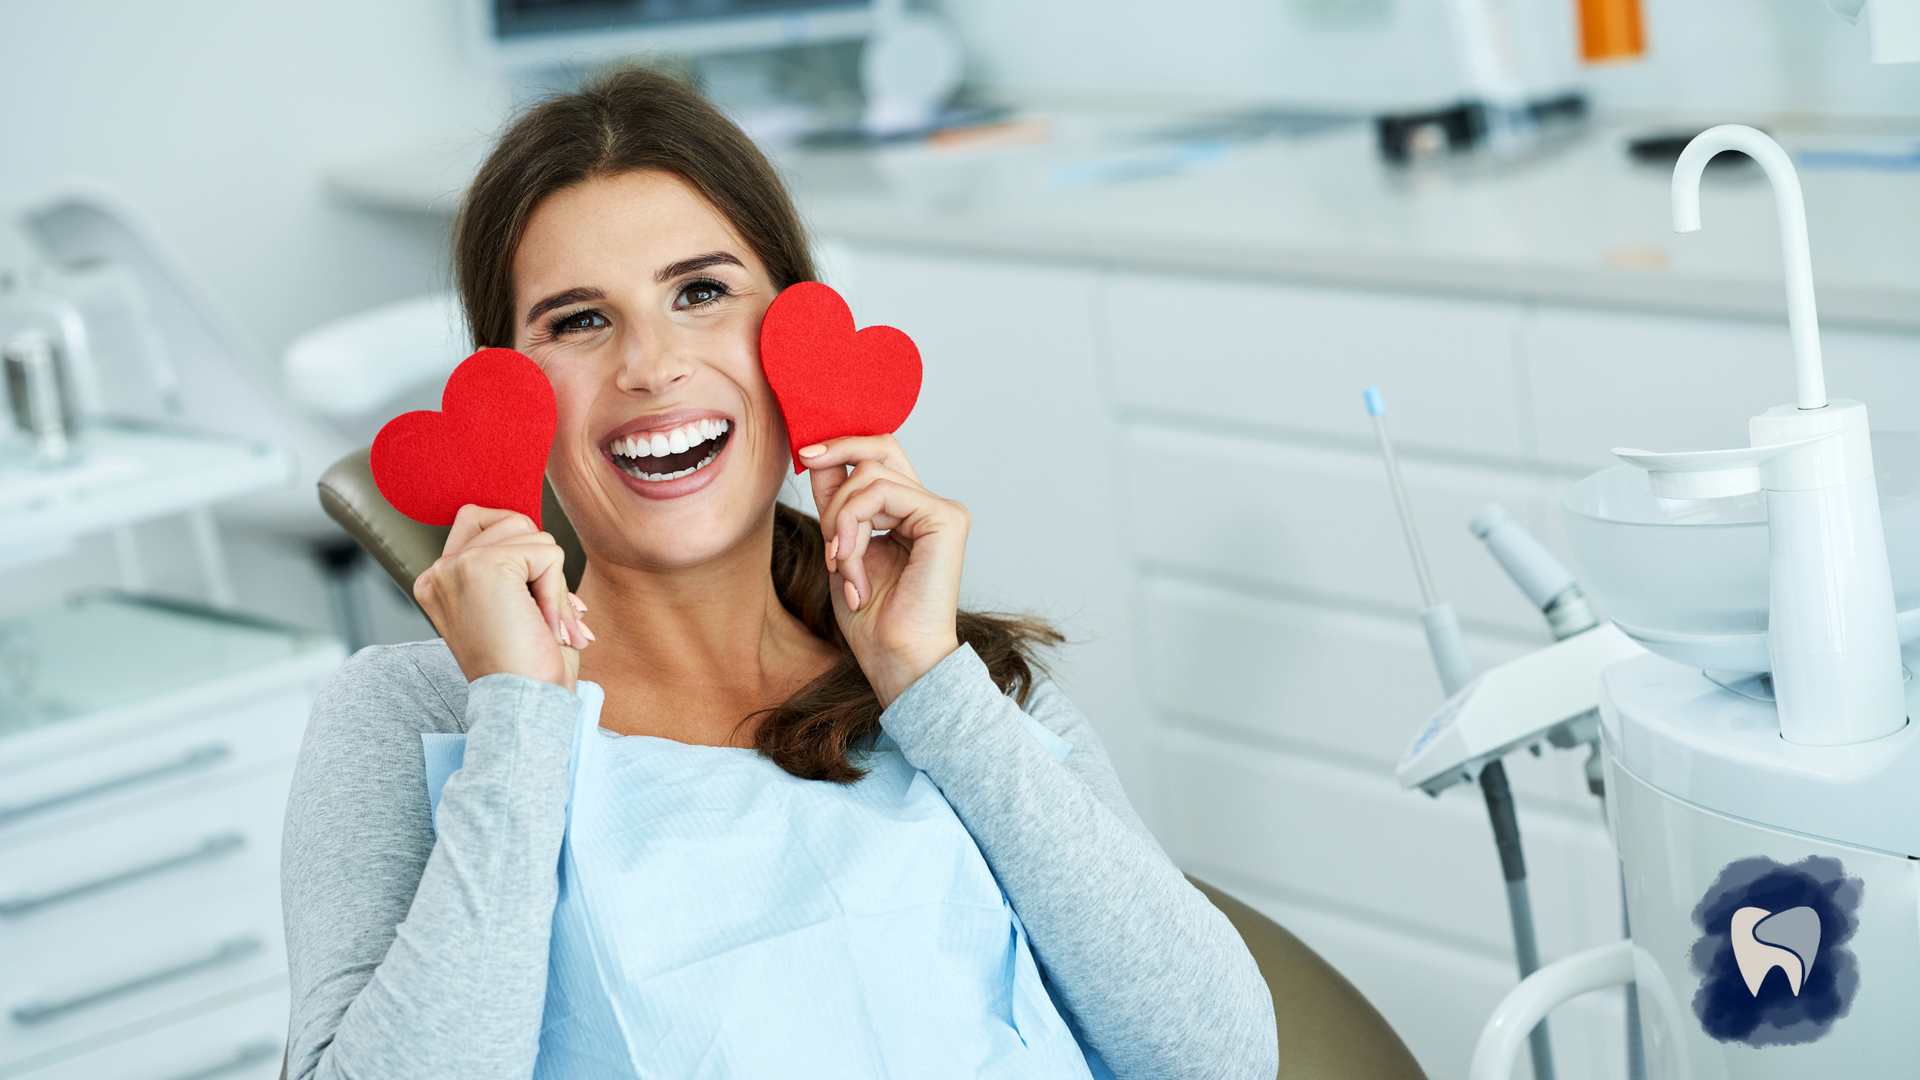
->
xmin=1469 ymin=940 xmax=1635 ymax=1080
xmin=1671 ymin=125 xmax=1826 ymax=410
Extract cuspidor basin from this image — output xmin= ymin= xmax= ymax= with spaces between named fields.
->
xmin=1561 ymin=431 xmax=1920 ymax=672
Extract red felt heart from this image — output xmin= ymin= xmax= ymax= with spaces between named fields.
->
xmin=369 ymin=348 xmax=556 ymax=528
xmin=759 ymin=282 xmax=922 ymax=473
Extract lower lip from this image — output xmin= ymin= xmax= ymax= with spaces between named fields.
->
xmin=605 ymin=433 xmax=732 ymax=501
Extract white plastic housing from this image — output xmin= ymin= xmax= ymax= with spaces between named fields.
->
xmin=1397 ymin=623 xmax=1646 ymax=792
xmin=1768 ymin=478 xmax=1905 ymax=744
xmin=1468 ymin=503 xmax=1576 ymax=610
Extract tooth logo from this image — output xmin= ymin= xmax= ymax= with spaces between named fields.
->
xmin=1689 ymin=855 xmax=1862 ymax=1047
xmin=1729 ymin=905 xmax=1820 ymax=997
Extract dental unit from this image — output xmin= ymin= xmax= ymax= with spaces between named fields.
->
xmin=1462 ymin=124 xmax=1920 ymax=1080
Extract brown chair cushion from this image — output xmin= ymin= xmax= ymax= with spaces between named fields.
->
xmin=309 ymin=449 xmax=1425 ymax=1079
xmin=1188 ymin=877 xmax=1426 ymax=1079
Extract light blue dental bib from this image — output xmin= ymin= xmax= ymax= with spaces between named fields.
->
xmin=423 ymin=682 xmax=1096 ymax=1080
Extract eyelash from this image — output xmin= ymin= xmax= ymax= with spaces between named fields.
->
xmin=674 ymin=278 xmax=731 ymax=310
xmin=543 ymin=279 xmax=732 ymax=337
xmin=546 ymin=309 xmax=609 ymax=337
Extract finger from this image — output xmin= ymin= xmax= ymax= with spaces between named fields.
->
xmin=445 ymin=505 xmax=539 ymax=556
xmin=830 ymin=478 xmax=943 ymax=610
xmin=523 ymin=542 xmax=573 ymax=647
xmin=796 ymin=434 xmax=920 ymax=485
xmin=839 ymin=519 xmax=876 ymax=610
xmin=462 ymin=532 xmax=592 ymax=646
xmin=412 ymin=564 xmax=440 ymax=619
xmin=823 ymin=463 xmax=921 ymax=559
xmin=809 ymin=463 xmax=851 ymax=567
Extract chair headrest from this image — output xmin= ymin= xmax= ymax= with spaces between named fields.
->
xmin=317 ymin=449 xmax=585 ymax=613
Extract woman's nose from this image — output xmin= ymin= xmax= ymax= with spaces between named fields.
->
xmin=613 ymin=321 xmax=693 ymax=395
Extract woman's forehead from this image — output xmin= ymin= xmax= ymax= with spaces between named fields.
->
xmin=514 ymin=171 xmax=762 ymax=296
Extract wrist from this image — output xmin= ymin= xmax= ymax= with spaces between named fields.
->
xmin=868 ymin=637 xmax=961 ymax=709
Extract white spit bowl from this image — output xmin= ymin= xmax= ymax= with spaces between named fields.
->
xmin=1562 ymin=430 xmax=1920 ymax=672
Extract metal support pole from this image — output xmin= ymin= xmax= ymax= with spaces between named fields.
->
xmin=1481 ymin=760 xmax=1555 ymax=1080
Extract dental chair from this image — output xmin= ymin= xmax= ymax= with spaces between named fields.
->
xmin=307 ymin=448 xmax=1428 ymax=1080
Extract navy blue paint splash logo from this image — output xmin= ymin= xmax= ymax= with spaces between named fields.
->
xmin=1688 ymin=855 xmax=1864 ymax=1046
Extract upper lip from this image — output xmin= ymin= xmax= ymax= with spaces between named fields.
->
xmin=602 ymin=408 xmax=735 ymax=450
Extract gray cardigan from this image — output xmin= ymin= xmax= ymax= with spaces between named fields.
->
xmin=280 ymin=641 xmax=1277 ymax=1080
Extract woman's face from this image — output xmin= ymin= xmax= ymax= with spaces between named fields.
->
xmin=512 ymin=170 xmax=790 ymax=571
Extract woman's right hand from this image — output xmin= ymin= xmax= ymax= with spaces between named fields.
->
xmin=413 ymin=505 xmax=593 ymax=691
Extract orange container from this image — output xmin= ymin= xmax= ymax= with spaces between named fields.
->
xmin=1579 ymin=0 xmax=1646 ymax=62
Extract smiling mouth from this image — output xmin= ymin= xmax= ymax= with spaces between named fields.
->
xmin=609 ymin=418 xmax=732 ymax=482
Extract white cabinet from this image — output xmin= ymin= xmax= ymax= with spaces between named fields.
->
xmin=0 ymin=596 xmax=341 ymax=1080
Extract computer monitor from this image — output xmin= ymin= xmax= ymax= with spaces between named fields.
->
xmin=470 ymin=0 xmax=876 ymax=67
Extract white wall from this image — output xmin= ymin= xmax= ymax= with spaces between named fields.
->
xmin=938 ymin=0 xmax=1920 ymax=117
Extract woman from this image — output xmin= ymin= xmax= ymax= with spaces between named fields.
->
xmin=282 ymin=66 xmax=1276 ymax=1080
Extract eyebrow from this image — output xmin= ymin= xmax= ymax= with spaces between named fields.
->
xmin=655 ymin=251 xmax=744 ymax=283
xmin=525 ymin=286 xmax=606 ymax=327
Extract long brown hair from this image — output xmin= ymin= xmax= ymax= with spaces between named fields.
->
xmin=454 ymin=65 xmax=1061 ymax=783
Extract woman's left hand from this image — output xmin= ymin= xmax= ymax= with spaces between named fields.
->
xmin=804 ymin=435 xmax=967 ymax=708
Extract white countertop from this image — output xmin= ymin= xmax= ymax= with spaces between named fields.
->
xmin=326 ymin=107 xmax=1920 ymax=331
xmin=0 ymin=421 xmax=294 ymax=557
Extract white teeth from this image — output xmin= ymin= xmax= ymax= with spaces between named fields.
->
xmin=611 ymin=419 xmax=730 ymax=472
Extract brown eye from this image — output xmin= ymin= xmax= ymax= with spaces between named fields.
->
xmin=675 ymin=280 xmax=729 ymax=310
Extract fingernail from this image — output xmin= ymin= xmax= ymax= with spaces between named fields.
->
xmin=826 ymin=536 xmax=838 ymax=561
xmin=579 ymin=623 xmax=596 ymax=644
xmin=569 ymin=595 xmax=588 ymax=615
xmin=844 ymin=579 xmax=860 ymax=611
xmin=799 ymin=444 xmax=826 ymax=458
xmin=557 ymin=622 xmax=571 ymax=647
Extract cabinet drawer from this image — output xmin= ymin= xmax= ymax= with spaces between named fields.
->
xmin=1159 ymin=729 xmax=1621 ymax=961
xmin=1121 ymin=424 xmax=1560 ymax=631
xmin=1103 ymin=272 xmax=1527 ymax=458
xmin=2 ymin=984 xmax=285 ymax=1080
xmin=0 ymin=766 xmax=290 ymax=950
xmin=0 ymin=687 xmax=307 ymax=848
xmin=1143 ymin=578 xmax=1597 ymax=808
xmin=0 ymin=882 xmax=284 ymax=1065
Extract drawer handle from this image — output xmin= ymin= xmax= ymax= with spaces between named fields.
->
xmin=0 ymin=832 xmax=246 ymax=918
xmin=154 ymin=1038 xmax=281 ymax=1080
xmin=9 ymin=934 xmax=261 ymax=1026
xmin=0 ymin=743 xmax=230 ymax=827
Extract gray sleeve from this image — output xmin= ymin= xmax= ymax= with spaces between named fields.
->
xmin=281 ymin=650 xmax=580 ymax=1080
xmin=879 ymin=645 xmax=1279 ymax=1080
